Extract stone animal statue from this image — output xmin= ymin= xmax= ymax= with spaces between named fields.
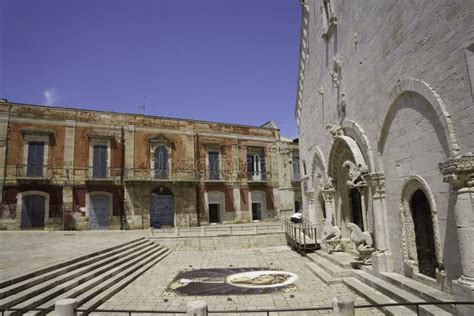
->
xmin=346 ymin=222 xmax=373 ymax=250
xmin=342 ymin=161 xmax=366 ymax=187
xmin=321 ymin=218 xmax=341 ymax=241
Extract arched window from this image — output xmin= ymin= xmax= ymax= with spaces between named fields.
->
xmin=154 ymin=145 xmax=169 ymax=179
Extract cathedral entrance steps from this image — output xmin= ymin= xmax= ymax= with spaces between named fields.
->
xmin=0 ymin=239 xmax=170 ymax=315
xmin=363 ymin=269 xmax=454 ymax=314
xmin=349 ymin=270 xmax=453 ymax=315
xmin=308 ymin=250 xmax=353 ymax=269
xmin=342 ymin=277 xmax=416 ymax=315
xmin=306 ymin=253 xmax=352 ymax=278
xmin=305 ymin=262 xmax=342 ymax=284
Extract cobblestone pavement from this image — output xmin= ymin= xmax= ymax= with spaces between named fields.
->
xmin=0 ymin=230 xmax=149 ymax=280
xmin=98 ymin=246 xmax=383 ymax=316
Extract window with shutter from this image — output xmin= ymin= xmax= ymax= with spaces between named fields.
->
xmin=92 ymin=145 xmax=108 ymax=178
xmin=208 ymin=151 xmax=220 ymax=180
xmin=154 ymin=146 xmax=168 ymax=179
xmin=27 ymin=141 xmax=45 ymax=177
xmin=292 ymin=156 xmax=300 ymax=180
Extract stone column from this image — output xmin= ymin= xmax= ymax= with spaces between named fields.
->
xmin=439 ymin=154 xmax=474 ymax=316
xmin=322 ymin=188 xmax=336 ymax=224
xmin=62 ymin=120 xmax=76 ymax=229
xmin=368 ymin=173 xmax=393 ymax=273
xmin=305 ymin=191 xmax=315 ymax=223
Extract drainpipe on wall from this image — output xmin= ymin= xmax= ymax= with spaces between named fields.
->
xmin=120 ymin=126 xmax=126 ymax=230
xmin=2 ymin=103 xmax=12 ymax=207
xmin=195 ymin=132 xmax=201 ymax=226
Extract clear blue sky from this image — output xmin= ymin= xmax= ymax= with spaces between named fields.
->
xmin=0 ymin=0 xmax=301 ymax=138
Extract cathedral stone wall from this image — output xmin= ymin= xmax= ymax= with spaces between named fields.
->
xmin=297 ymin=0 xmax=473 ymax=287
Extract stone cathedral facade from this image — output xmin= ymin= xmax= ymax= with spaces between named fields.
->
xmin=295 ymin=0 xmax=474 ymax=311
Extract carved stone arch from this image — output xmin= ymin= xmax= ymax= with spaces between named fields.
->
xmin=311 ymin=146 xmax=326 ymax=181
xmin=378 ymin=78 xmax=460 ymax=159
xmin=341 ymin=120 xmax=375 ymax=173
xmin=328 ymin=136 xmax=368 ymax=179
xmin=328 ymin=135 xmax=369 ymax=234
xmin=400 ymin=175 xmax=443 ymax=277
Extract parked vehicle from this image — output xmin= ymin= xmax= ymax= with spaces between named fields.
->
xmin=290 ymin=210 xmax=302 ymax=223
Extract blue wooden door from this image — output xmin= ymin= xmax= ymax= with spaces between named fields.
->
xmin=89 ymin=195 xmax=110 ymax=229
xmin=21 ymin=195 xmax=46 ymax=228
xmin=150 ymin=194 xmax=173 ymax=227
xmin=27 ymin=142 xmax=45 ymax=177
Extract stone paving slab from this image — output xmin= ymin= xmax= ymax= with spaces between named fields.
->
xmin=97 ymin=246 xmax=383 ymax=315
xmin=0 ymin=230 xmax=149 ymax=280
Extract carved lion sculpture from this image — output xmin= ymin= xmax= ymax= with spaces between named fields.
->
xmin=321 ymin=218 xmax=341 ymax=241
xmin=346 ymin=222 xmax=373 ymax=250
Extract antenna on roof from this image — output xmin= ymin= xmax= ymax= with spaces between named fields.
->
xmin=138 ymin=104 xmax=147 ymax=115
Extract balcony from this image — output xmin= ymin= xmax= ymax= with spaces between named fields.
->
xmin=247 ymin=172 xmax=269 ymax=183
xmin=10 ymin=164 xmax=54 ymax=183
xmin=74 ymin=167 xmax=122 ymax=184
xmin=124 ymin=168 xmax=198 ymax=182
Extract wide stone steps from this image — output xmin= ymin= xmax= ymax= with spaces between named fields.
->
xmin=350 ymin=269 xmax=452 ymax=315
xmin=343 ymin=277 xmax=416 ymax=316
xmin=0 ymin=238 xmax=170 ymax=315
xmin=378 ymin=271 xmax=454 ymax=313
xmin=0 ymin=238 xmax=147 ymax=300
xmin=0 ymin=238 xmax=145 ymax=289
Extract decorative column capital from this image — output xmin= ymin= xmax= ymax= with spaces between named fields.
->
xmin=368 ymin=172 xmax=386 ymax=197
xmin=439 ymin=154 xmax=474 ymax=188
xmin=305 ymin=191 xmax=315 ymax=204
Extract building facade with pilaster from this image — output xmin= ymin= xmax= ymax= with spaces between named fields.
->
xmin=0 ymin=101 xmax=301 ymax=231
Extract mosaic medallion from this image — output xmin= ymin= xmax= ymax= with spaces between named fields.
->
xmin=168 ymin=268 xmax=298 ymax=295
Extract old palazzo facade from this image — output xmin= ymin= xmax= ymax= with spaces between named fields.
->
xmin=296 ymin=0 xmax=474 ymax=312
xmin=0 ymin=101 xmax=301 ymax=231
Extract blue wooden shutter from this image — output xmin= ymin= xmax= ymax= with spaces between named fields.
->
xmin=247 ymin=154 xmax=253 ymax=175
xmin=27 ymin=141 xmax=45 ymax=177
xmin=154 ymin=146 xmax=168 ymax=179
xmin=260 ymin=153 xmax=266 ymax=180
xmin=208 ymin=152 xmax=219 ymax=180
xmin=93 ymin=145 xmax=107 ymax=178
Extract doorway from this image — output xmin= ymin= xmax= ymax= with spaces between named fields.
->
xmin=21 ymin=195 xmax=46 ymax=229
xmin=209 ymin=203 xmax=221 ymax=223
xmin=350 ymin=188 xmax=364 ymax=230
xmin=410 ymin=189 xmax=437 ymax=278
xmin=252 ymin=203 xmax=262 ymax=221
xmin=150 ymin=187 xmax=174 ymax=228
xmin=89 ymin=195 xmax=110 ymax=230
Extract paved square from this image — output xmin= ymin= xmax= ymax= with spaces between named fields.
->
xmin=98 ymin=245 xmax=383 ymax=315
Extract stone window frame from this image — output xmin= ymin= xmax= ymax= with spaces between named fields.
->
xmin=88 ymin=136 xmax=112 ymax=178
xmin=400 ymin=175 xmax=444 ymax=280
xmin=16 ymin=190 xmax=50 ymax=226
xmin=149 ymin=135 xmax=172 ymax=180
xmin=85 ymin=191 xmax=113 ymax=220
xmin=247 ymin=147 xmax=266 ymax=181
xmin=22 ymin=130 xmax=51 ymax=177
xmin=206 ymin=144 xmax=221 ymax=181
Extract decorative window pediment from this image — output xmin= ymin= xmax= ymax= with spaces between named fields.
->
xmin=148 ymin=133 xmax=173 ymax=145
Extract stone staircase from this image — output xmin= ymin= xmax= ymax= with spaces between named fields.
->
xmin=306 ymin=250 xmax=455 ymax=315
xmin=0 ymin=238 xmax=171 ymax=315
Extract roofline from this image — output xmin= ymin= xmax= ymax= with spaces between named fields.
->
xmin=294 ymin=1 xmax=309 ymax=120
xmin=2 ymin=100 xmax=280 ymax=131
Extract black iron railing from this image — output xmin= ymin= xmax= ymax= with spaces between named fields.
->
xmin=284 ymin=218 xmax=318 ymax=255
xmin=2 ymin=301 xmax=474 ymax=315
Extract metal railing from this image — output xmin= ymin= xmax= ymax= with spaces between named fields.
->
xmin=2 ymin=301 xmax=474 ymax=315
xmin=284 ymin=218 xmax=318 ymax=255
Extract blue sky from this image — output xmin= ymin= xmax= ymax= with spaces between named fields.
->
xmin=1 ymin=0 xmax=301 ymax=138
